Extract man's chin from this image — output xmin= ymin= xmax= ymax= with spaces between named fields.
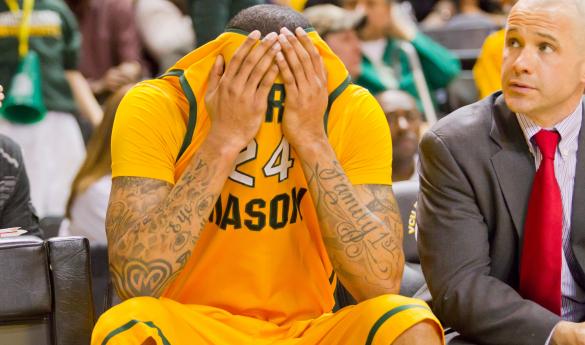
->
xmin=503 ymin=92 xmax=537 ymax=115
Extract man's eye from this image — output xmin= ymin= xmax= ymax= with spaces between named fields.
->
xmin=507 ymin=38 xmax=520 ymax=48
xmin=539 ymin=43 xmax=554 ymax=53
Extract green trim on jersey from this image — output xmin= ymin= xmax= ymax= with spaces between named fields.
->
xmin=101 ymin=319 xmax=170 ymax=345
xmin=324 ymin=76 xmax=351 ymax=136
xmin=365 ymin=304 xmax=430 ymax=345
xmin=159 ymin=69 xmax=198 ymax=162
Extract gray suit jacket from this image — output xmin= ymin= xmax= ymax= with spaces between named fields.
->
xmin=417 ymin=93 xmax=585 ymax=344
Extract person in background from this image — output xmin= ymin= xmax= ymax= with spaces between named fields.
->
xmin=376 ymin=90 xmax=422 ymax=182
xmin=65 ymin=0 xmax=143 ymax=101
xmin=0 ymin=0 xmax=102 ymax=218
xmin=419 ymin=0 xmax=456 ymax=29
xmin=60 ymin=85 xmax=132 ymax=245
xmin=187 ymin=0 xmax=264 ymax=47
xmin=135 ymin=0 xmax=195 ymax=74
xmin=347 ymin=0 xmax=461 ymax=109
xmin=445 ymin=0 xmax=503 ymax=29
xmin=472 ymin=0 xmax=518 ymax=99
xmin=0 ymin=133 xmax=41 ymax=238
xmin=303 ymin=4 xmax=364 ymax=80
xmin=0 ymin=85 xmax=39 ymax=236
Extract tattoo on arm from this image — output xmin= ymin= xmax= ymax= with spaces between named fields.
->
xmin=107 ymin=156 xmax=221 ymax=299
xmin=303 ymin=160 xmax=404 ymax=298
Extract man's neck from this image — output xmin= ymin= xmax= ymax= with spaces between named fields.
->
xmin=525 ymin=97 xmax=583 ymax=129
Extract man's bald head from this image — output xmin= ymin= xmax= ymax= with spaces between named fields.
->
xmin=509 ymin=0 xmax=585 ymax=45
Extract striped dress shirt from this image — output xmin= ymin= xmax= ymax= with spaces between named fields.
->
xmin=517 ymin=102 xmax=585 ymax=323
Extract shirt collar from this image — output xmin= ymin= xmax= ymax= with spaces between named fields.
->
xmin=516 ymin=101 xmax=583 ymax=156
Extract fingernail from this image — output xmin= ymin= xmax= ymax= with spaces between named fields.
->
xmin=278 ymin=34 xmax=287 ymax=44
xmin=272 ymin=42 xmax=282 ymax=51
xmin=282 ymin=27 xmax=293 ymax=36
xmin=296 ymin=27 xmax=307 ymax=36
xmin=249 ymin=30 xmax=261 ymax=39
xmin=264 ymin=32 xmax=277 ymax=41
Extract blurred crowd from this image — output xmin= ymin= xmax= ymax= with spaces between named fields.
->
xmin=0 ymin=0 xmax=513 ymax=243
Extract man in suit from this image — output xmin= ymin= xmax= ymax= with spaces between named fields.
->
xmin=417 ymin=0 xmax=585 ymax=344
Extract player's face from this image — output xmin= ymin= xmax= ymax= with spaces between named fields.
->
xmin=325 ymin=29 xmax=362 ymax=78
xmin=502 ymin=2 xmax=585 ymax=121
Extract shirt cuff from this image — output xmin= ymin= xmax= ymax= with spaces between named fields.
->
xmin=545 ymin=323 xmax=559 ymax=345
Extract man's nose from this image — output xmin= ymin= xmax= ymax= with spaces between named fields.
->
xmin=512 ymin=47 xmax=536 ymax=75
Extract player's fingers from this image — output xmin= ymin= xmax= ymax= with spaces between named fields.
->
xmin=295 ymin=27 xmax=324 ymax=80
xmin=283 ymin=27 xmax=313 ymax=82
xmin=246 ymin=41 xmax=281 ymax=89
xmin=275 ymin=51 xmax=296 ymax=92
xmin=257 ymin=64 xmax=279 ymax=100
xmin=278 ymin=28 xmax=307 ymax=86
xmin=223 ymin=30 xmax=261 ymax=80
xmin=234 ymin=32 xmax=279 ymax=86
xmin=207 ymin=55 xmax=225 ymax=92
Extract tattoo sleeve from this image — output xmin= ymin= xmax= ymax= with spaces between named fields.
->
xmin=106 ymin=140 xmax=237 ymax=300
xmin=299 ymin=144 xmax=404 ymax=301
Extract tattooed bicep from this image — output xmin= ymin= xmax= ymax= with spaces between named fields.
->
xmin=106 ymin=177 xmax=173 ymax=239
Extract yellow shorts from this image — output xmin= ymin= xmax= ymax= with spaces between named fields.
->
xmin=92 ymin=294 xmax=443 ymax=345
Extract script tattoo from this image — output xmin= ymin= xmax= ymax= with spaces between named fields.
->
xmin=303 ymin=160 xmax=403 ymax=294
xmin=107 ymin=157 xmax=218 ymax=300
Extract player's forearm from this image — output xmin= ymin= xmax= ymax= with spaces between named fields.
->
xmin=107 ymin=135 xmax=240 ymax=299
xmin=295 ymin=139 xmax=404 ymax=301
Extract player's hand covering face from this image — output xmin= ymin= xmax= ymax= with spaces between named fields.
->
xmin=205 ymin=30 xmax=282 ymax=151
xmin=276 ymin=27 xmax=329 ymax=148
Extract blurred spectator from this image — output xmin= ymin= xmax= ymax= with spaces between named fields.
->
xmin=0 ymin=84 xmax=3 ymax=107
xmin=420 ymin=0 xmax=455 ymax=29
xmin=350 ymin=0 xmax=460 ymax=109
xmin=472 ymin=0 xmax=517 ymax=98
xmin=473 ymin=28 xmax=504 ymax=99
xmin=444 ymin=0 xmax=502 ymax=29
xmin=135 ymin=0 xmax=195 ymax=74
xmin=303 ymin=5 xmax=363 ymax=79
xmin=376 ymin=90 xmax=422 ymax=182
xmin=400 ymin=0 xmax=440 ymax=22
xmin=187 ymin=0 xmax=264 ymax=47
xmin=0 ymin=0 xmax=101 ymax=217
xmin=61 ymin=85 xmax=132 ymax=244
xmin=66 ymin=0 xmax=143 ymax=100
xmin=0 ymin=133 xmax=41 ymax=237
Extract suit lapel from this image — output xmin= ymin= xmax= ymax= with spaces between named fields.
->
xmin=489 ymin=94 xmax=535 ymax=238
xmin=570 ymin=103 xmax=585 ymax=285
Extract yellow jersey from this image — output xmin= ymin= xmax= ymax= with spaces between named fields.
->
xmin=111 ymin=30 xmax=393 ymax=326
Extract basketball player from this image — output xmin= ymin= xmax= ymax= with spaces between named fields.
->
xmin=92 ymin=5 xmax=443 ymax=344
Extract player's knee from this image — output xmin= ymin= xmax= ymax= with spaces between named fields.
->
xmin=392 ymin=320 xmax=443 ymax=345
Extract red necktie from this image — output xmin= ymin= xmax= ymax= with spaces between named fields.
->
xmin=519 ymin=129 xmax=562 ymax=315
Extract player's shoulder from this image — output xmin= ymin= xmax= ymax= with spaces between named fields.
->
xmin=336 ymin=83 xmax=380 ymax=109
xmin=331 ymin=83 xmax=383 ymax=121
xmin=114 ymin=78 xmax=188 ymax=134
xmin=119 ymin=78 xmax=187 ymax=116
